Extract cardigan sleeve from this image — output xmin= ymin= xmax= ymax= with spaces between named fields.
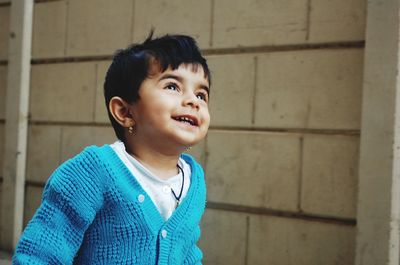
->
xmin=13 ymin=148 xmax=106 ymax=264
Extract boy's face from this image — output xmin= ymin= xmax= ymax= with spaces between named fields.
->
xmin=129 ymin=63 xmax=210 ymax=151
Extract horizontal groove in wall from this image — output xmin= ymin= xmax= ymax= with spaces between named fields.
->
xmin=0 ymin=61 xmax=7 ymax=66
xmin=0 ymin=2 xmax=10 ymax=7
xmin=207 ymin=201 xmax=356 ymax=226
xmin=25 ymin=180 xmax=44 ymax=188
xmin=32 ymin=55 xmax=113 ymax=65
xmin=28 ymin=121 xmax=360 ymax=136
xmin=35 ymin=0 xmax=63 ymax=3
xmin=30 ymin=41 xmax=365 ymax=65
xmin=29 ymin=120 xmax=111 ymax=127
xmin=209 ymin=126 xmax=360 ymax=136
xmin=203 ymin=41 xmax=365 ymax=55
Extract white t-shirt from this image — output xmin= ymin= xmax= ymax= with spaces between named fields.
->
xmin=110 ymin=141 xmax=191 ymax=220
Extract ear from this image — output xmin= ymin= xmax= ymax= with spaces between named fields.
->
xmin=109 ymin=96 xmax=135 ymax=127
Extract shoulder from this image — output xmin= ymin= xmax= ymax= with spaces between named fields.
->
xmin=57 ymin=144 xmax=115 ymax=170
xmin=40 ymin=145 xmax=116 ymax=219
xmin=46 ymin=144 xmax=115 ymax=194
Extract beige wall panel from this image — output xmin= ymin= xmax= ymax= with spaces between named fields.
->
xmin=32 ymin=1 xmax=67 ymax=59
xmin=0 ymin=66 xmax=6 ymax=120
xmin=308 ymin=0 xmax=366 ymax=43
xmin=206 ymin=131 xmax=300 ymax=211
xmin=66 ymin=0 xmax=133 ymax=56
xmin=301 ymin=135 xmax=359 ymax=219
xmin=0 ymin=6 xmax=10 ymax=60
xmin=23 ymin=186 xmax=43 ymax=227
xmin=0 ymin=124 xmax=4 ymax=177
xmin=60 ymin=125 xmax=115 ymax=162
xmin=255 ymin=49 xmax=363 ymax=129
xmin=248 ymin=215 xmax=355 ymax=265
xmin=133 ymin=0 xmax=211 ymax=48
xmin=27 ymin=125 xmax=62 ymax=184
xmin=207 ymin=55 xmax=255 ymax=127
xmin=94 ymin=61 xmax=111 ymax=123
xmin=199 ymin=209 xmax=247 ymax=265
xmin=213 ymin=0 xmax=307 ymax=48
xmin=30 ymin=62 xmax=96 ymax=122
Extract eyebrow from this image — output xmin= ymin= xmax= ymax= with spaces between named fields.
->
xmin=158 ymin=73 xmax=210 ymax=94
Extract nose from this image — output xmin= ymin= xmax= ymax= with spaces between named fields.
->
xmin=183 ymin=91 xmax=200 ymax=110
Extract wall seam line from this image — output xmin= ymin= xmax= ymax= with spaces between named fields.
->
xmin=63 ymin=0 xmax=69 ymax=56
xmin=298 ymin=136 xmax=304 ymax=212
xmin=130 ymin=0 xmax=135 ymax=42
xmin=244 ymin=215 xmax=250 ymax=265
xmin=251 ymin=56 xmax=258 ymax=125
xmin=92 ymin=63 xmax=98 ymax=122
xmin=209 ymin=0 xmax=214 ymax=47
xmin=306 ymin=0 xmax=312 ymax=41
xmin=27 ymin=41 xmax=365 ymax=65
xmin=206 ymin=201 xmax=356 ymax=225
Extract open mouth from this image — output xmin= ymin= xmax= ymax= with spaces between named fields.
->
xmin=172 ymin=115 xmax=199 ymax=126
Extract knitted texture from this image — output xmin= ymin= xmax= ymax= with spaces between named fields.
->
xmin=13 ymin=145 xmax=206 ymax=265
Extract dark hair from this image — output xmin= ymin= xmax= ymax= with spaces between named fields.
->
xmin=104 ymin=32 xmax=211 ymax=142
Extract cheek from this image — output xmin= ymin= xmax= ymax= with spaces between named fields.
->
xmin=202 ymin=109 xmax=211 ymax=126
xmin=143 ymin=99 xmax=172 ymax=116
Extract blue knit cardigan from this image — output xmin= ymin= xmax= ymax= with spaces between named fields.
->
xmin=13 ymin=145 xmax=206 ymax=264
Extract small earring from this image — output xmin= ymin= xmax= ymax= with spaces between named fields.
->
xmin=128 ymin=126 xmax=134 ymax=134
xmin=185 ymin=146 xmax=192 ymax=151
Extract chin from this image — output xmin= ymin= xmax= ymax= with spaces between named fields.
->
xmin=174 ymin=137 xmax=202 ymax=149
xmin=173 ymin=131 xmax=204 ymax=143
xmin=180 ymin=139 xmax=201 ymax=148
xmin=166 ymin=129 xmax=207 ymax=149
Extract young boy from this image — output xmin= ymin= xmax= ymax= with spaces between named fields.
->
xmin=13 ymin=33 xmax=211 ymax=264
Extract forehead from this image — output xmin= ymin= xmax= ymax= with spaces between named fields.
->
xmin=147 ymin=61 xmax=209 ymax=84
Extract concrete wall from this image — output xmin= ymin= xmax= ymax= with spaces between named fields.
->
xmin=0 ymin=1 xmax=10 ymax=228
xmin=0 ymin=0 xmax=366 ymax=264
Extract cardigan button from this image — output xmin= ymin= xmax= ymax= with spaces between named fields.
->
xmin=138 ymin=194 xmax=145 ymax=203
xmin=161 ymin=229 xmax=168 ymax=238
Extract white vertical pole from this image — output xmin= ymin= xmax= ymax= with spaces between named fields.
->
xmin=355 ymin=0 xmax=400 ymax=264
xmin=0 ymin=0 xmax=33 ymax=250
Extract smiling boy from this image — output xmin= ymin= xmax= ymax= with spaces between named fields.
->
xmin=13 ymin=33 xmax=211 ymax=264
xmin=110 ymin=62 xmax=210 ymax=179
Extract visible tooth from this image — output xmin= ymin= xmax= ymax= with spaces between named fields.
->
xmin=176 ymin=116 xmax=195 ymax=125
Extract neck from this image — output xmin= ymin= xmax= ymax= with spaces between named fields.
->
xmin=125 ymin=139 xmax=181 ymax=180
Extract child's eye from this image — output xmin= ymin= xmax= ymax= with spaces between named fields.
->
xmin=196 ymin=92 xmax=208 ymax=102
xmin=165 ymin=84 xmax=179 ymax=91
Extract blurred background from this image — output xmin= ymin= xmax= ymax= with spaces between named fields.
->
xmin=1 ymin=0 xmax=399 ymax=264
